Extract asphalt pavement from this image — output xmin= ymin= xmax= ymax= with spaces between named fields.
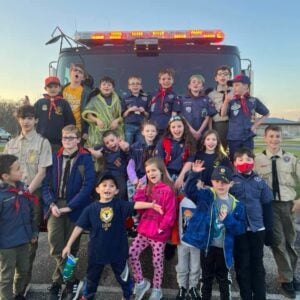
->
xmin=25 ymin=231 xmax=300 ymax=299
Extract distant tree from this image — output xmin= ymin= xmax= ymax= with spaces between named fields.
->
xmin=0 ymin=100 xmax=19 ymax=136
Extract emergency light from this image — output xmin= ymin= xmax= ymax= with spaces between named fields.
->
xmin=75 ymin=29 xmax=224 ymax=44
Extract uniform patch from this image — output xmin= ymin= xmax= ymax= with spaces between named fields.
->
xmin=27 ymin=150 xmax=37 ymax=164
xmin=283 ymin=156 xmax=291 ymax=162
xmin=201 ymin=108 xmax=208 ymax=117
xmin=249 ymin=97 xmax=256 ymax=103
xmin=55 ymin=106 xmax=63 ymax=115
xmin=185 ymin=106 xmax=192 ymax=113
xmin=42 ymin=105 xmax=48 ymax=111
xmin=100 ymin=207 xmax=114 ymax=231
xmin=142 ymin=96 xmax=148 ymax=102
xmin=231 ymin=103 xmax=241 ymax=111
xmin=168 ymin=94 xmax=174 ymax=99
xmin=254 ymin=176 xmax=262 ymax=182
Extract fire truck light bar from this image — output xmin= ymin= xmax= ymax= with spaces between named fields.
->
xmin=75 ymin=29 xmax=224 ymax=43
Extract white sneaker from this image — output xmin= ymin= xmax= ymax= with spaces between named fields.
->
xmin=148 ymin=288 xmax=163 ymax=300
xmin=134 ymin=279 xmax=150 ymax=300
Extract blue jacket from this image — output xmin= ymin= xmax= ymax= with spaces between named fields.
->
xmin=0 ymin=182 xmax=36 ymax=249
xmin=42 ymin=146 xmax=95 ymax=222
xmin=183 ymin=171 xmax=246 ymax=268
xmin=230 ymin=171 xmax=273 ymax=232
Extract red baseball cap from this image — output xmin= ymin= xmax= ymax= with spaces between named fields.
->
xmin=45 ymin=76 xmax=61 ymax=87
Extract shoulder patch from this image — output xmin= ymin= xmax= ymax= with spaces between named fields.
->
xmin=254 ymin=176 xmax=262 ymax=182
xmin=283 ymin=156 xmax=291 ymax=163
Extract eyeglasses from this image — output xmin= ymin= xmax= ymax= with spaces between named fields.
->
xmin=217 ymin=71 xmax=230 ymax=76
xmin=72 ymin=68 xmax=84 ymax=74
xmin=62 ymin=136 xmax=78 ymax=141
xmin=168 ymin=115 xmax=183 ymax=123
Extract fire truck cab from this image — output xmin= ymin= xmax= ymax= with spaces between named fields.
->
xmin=48 ymin=28 xmax=250 ymax=94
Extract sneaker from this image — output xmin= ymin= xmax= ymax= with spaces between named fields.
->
xmin=293 ymin=277 xmax=300 ymax=291
xmin=188 ymin=287 xmax=201 ymax=300
xmin=134 ymin=279 xmax=150 ymax=300
xmin=176 ymin=286 xmax=188 ymax=300
xmin=64 ymin=279 xmax=83 ymax=300
xmin=280 ymin=282 xmax=296 ymax=299
xmin=47 ymin=282 xmax=62 ymax=300
xmin=148 ymin=288 xmax=163 ymax=300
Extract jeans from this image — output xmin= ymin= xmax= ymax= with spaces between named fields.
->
xmin=124 ymin=124 xmax=143 ymax=145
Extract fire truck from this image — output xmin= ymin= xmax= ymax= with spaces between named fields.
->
xmin=46 ymin=27 xmax=251 ymax=94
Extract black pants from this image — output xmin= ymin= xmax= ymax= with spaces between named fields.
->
xmin=200 ymin=246 xmax=231 ymax=300
xmin=234 ymin=231 xmax=266 ymax=300
xmin=83 ymin=258 xmax=132 ymax=299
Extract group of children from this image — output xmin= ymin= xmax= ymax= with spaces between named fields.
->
xmin=0 ymin=63 xmax=299 ymax=300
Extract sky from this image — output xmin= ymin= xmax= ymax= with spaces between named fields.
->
xmin=0 ymin=0 xmax=300 ymax=120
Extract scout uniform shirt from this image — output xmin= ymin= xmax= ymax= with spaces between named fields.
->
xmin=255 ymin=149 xmax=300 ymax=202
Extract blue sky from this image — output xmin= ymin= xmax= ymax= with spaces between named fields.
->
xmin=1 ymin=0 xmax=300 ymax=120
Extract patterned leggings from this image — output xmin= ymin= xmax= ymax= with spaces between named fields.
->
xmin=129 ymin=234 xmax=166 ymax=289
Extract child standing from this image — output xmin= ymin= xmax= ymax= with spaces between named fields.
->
xmin=62 ymin=63 xmax=91 ymax=139
xmin=175 ymin=194 xmax=201 ymax=300
xmin=195 ymin=130 xmax=232 ymax=187
xmin=149 ymin=68 xmax=181 ymax=136
xmin=155 ymin=115 xmax=196 ymax=192
xmin=88 ymin=130 xmax=129 ymax=201
xmin=208 ymin=65 xmax=233 ymax=150
xmin=255 ymin=125 xmax=300 ymax=299
xmin=122 ymin=76 xmax=150 ymax=144
xmin=129 ymin=157 xmax=176 ymax=300
xmin=43 ymin=125 xmax=95 ymax=300
xmin=230 ymin=148 xmax=273 ymax=300
xmin=3 ymin=105 xmax=52 ymax=295
xmin=82 ymin=76 xmax=123 ymax=149
xmin=220 ymin=74 xmax=270 ymax=160
xmin=62 ymin=174 xmax=163 ymax=300
xmin=127 ymin=120 xmax=158 ymax=201
xmin=183 ymin=163 xmax=245 ymax=300
xmin=34 ymin=76 xmax=75 ymax=152
xmin=0 ymin=154 xmax=38 ymax=299
xmin=180 ymin=74 xmax=217 ymax=141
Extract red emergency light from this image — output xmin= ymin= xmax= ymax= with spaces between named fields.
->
xmin=75 ymin=29 xmax=225 ymax=44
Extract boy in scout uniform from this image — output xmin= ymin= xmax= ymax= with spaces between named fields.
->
xmin=34 ymin=76 xmax=75 ymax=152
xmin=3 ymin=105 xmax=52 ymax=296
xmin=255 ymin=125 xmax=300 ymax=299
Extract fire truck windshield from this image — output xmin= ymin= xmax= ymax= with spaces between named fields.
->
xmin=57 ymin=44 xmax=241 ymax=95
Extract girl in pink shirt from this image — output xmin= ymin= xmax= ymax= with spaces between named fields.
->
xmin=129 ymin=157 xmax=176 ymax=300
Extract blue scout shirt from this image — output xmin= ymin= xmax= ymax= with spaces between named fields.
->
xmin=129 ymin=140 xmax=156 ymax=179
xmin=94 ymin=145 xmax=128 ymax=177
xmin=121 ymin=92 xmax=150 ymax=125
xmin=229 ymin=171 xmax=273 ymax=232
xmin=226 ymin=96 xmax=269 ymax=141
xmin=180 ymin=95 xmax=217 ymax=130
xmin=76 ymin=199 xmax=135 ymax=264
xmin=155 ymin=138 xmax=194 ymax=176
xmin=149 ymin=89 xmax=181 ymax=131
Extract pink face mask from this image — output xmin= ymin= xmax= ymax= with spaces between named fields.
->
xmin=235 ymin=162 xmax=254 ymax=173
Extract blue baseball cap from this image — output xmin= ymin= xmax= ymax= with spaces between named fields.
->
xmin=227 ymin=74 xmax=251 ymax=86
xmin=211 ymin=166 xmax=233 ymax=183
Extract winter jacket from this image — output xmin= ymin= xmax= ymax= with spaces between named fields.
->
xmin=183 ymin=171 xmax=245 ymax=268
xmin=0 ymin=182 xmax=36 ymax=248
xmin=134 ymin=182 xmax=176 ymax=242
xmin=42 ymin=146 xmax=95 ymax=222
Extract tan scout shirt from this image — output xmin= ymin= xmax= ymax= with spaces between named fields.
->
xmin=3 ymin=130 xmax=52 ymax=186
xmin=255 ymin=149 xmax=300 ymax=202
xmin=208 ymin=86 xmax=233 ymax=122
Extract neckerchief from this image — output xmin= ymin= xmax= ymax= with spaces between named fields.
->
xmin=44 ymin=94 xmax=63 ymax=120
xmin=234 ymin=92 xmax=250 ymax=115
xmin=7 ymin=187 xmax=38 ymax=214
xmin=151 ymin=86 xmax=173 ymax=110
